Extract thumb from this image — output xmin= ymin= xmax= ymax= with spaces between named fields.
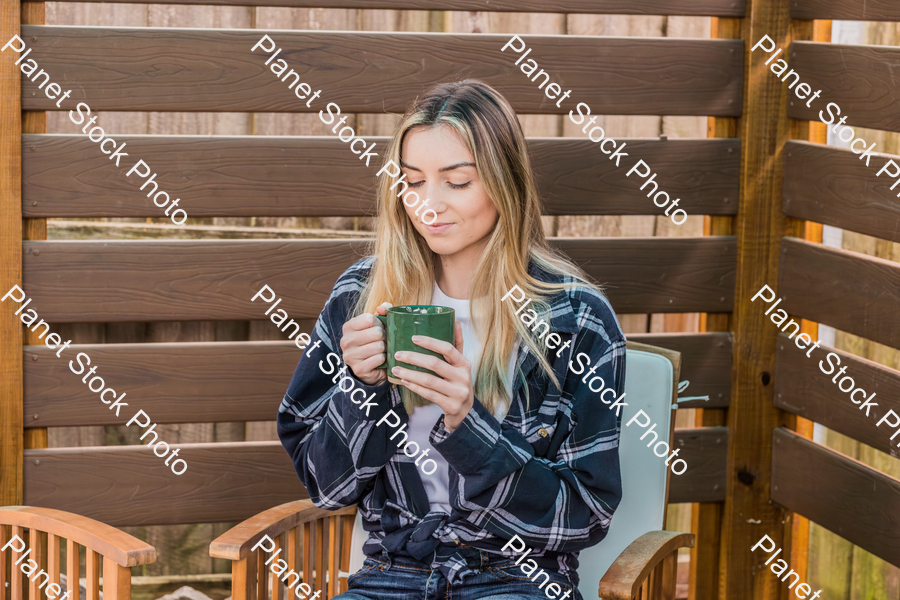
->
xmin=375 ymin=302 xmax=393 ymax=316
xmin=453 ymin=321 xmax=465 ymax=354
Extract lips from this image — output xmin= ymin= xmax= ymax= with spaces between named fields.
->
xmin=425 ymin=222 xmax=454 ymax=234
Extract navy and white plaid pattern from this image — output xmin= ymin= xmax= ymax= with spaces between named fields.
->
xmin=277 ymin=257 xmax=626 ymax=587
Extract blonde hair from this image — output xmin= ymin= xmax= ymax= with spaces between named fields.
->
xmin=356 ymin=80 xmax=601 ymax=414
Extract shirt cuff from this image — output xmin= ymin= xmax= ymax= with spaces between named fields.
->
xmin=430 ymin=398 xmax=501 ymax=475
xmin=339 ymin=375 xmax=399 ymax=422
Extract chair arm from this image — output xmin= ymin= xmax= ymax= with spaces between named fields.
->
xmin=0 ymin=506 xmax=157 ymax=567
xmin=597 ymin=530 xmax=695 ymax=600
xmin=209 ymin=499 xmax=356 ymax=561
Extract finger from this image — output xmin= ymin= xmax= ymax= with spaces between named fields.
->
xmin=393 ymin=366 xmax=456 ymax=399
xmin=410 ymin=335 xmax=459 ymax=363
xmin=394 ymin=350 xmax=457 ymax=381
xmin=399 ymin=378 xmax=446 ymax=407
xmin=344 ymin=312 xmax=380 ymax=333
xmin=346 ymin=340 xmax=386 ymax=367
xmin=357 ymin=352 xmax=388 ymax=374
xmin=375 ymin=302 xmax=393 ymax=316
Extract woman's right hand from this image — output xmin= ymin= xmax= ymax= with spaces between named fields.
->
xmin=340 ymin=302 xmax=392 ymax=386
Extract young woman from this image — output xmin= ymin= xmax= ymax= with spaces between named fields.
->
xmin=278 ymin=80 xmax=626 ymax=600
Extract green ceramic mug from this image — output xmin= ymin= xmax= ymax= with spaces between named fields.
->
xmin=377 ymin=305 xmax=455 ymax=385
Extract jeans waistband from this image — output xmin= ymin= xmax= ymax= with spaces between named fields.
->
xmin=371 ymin=547 xmax=527 ymax=573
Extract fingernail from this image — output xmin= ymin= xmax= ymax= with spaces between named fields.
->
xmin=392 ymin=367 xmax=400 ymax=374
xmin=412 ymin=335 xmax=421 ymax=342
xmin=395 ymin=351 xmax=404 ymax=359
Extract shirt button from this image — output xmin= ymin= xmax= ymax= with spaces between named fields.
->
xmin=538 ymin=428 xmax=548 ymax=438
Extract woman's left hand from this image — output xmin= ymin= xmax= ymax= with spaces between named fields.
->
xmin=392 ymin=321 xmax=473 ymax=432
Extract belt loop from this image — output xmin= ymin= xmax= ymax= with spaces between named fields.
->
xmin=381 ymin=549 xmax=393 ymax=570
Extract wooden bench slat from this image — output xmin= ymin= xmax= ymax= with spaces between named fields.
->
xmin=772 ymin=428 xmax=900 ymax=567
xmin=21 ymin=26 xmax=743 ymax=116
xmin=774 ymin=336 xmax=900 ymax=454
xmin=788 ymin=42 xmax=900 ymax=133
xmin=21 ymin=237 xmax=735 ymax=322
xmin=42 ymin=0 xmax=746 ymax=16
xmin=22 ymin=135 xmax=740 ymax=218
xmin=791 ymin=0 xmax=900 ymax=21
xmin=779 ymin=237 xmax=900 ymax=351
xmin=23 ymin=334 xmax=732 ymax=427
xmin=784 ymin=140 xmax=900 ymax=243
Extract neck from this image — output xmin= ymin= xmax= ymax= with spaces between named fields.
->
xmin=435 ymin=237 xmax=489 ymax=299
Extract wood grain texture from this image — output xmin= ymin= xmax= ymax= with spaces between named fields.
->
xmin=788 ymin=42 xmax=900 ymax=133
xmin=779 ymin=237 xmax=900 ymax=351
xmin=783 ymin=140 xmax=900 ymax=243
xmin=772 ymin=428 xmax=900 ymax=568
xmin=22 ymin=135 xmax=740 ymax=218
xmin=24 ymin=341 xmax=297 ymax=427
xmin=0 ymin=506 xmax=157 ymax=567
xmin=630 ymin=333 xmax=732 ymax=409
xmin=23 ymin=442 xmax=309 ymax=527
xmin=21 ymin=237 xmax=735 ymax=322
xmin=40 ymin=0 xmax=746 ymax=15
xmin=791 ymin=0 xmax=900 ymax=21
xmin=20 ymin=26 xmax=743 ymax=116
xmin=0 ymin=0 xmax=24 ymax=507
xmin=719 ymin=0 xmax=795 ymax=596
xmin=668 ymin=427 xmax=728 ymax=504
xmin=23 ymin=334 xmax=729 ymax=427
xmin=774 ymin=336 xmax=900 ymax=455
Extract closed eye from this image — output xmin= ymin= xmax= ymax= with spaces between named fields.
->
xmin=449 ymin=182 xmax=471 ymax=190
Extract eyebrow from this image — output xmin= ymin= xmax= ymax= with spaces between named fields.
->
xmin=400 ymin=160 xmax=477 ymax=173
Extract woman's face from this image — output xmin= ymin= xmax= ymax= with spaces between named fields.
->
xmin=399 ymin=124 xmax=500 ymax=260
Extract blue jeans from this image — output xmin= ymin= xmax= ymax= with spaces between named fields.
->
xmin=337 ymin=554 xmax=583 ymax=600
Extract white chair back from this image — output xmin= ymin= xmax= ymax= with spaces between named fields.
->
xmin=348 ymin=346 xmax=677 ymax=599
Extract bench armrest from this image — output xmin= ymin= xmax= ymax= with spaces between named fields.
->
xmin=0 ymin=506 xmax=156 ymax=567
xmin=209 ymin=499 xmax=356 ymax=561
xmin=598 ymin=530 xmax=695 ymax=600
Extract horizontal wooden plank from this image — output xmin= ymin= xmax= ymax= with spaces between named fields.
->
xmin=779 ymin=237 xmax=900 ymax=350
xmin=22 ymin=135 xmax=740 ymax=218
xmin=668 ymin=427 xmax=728 ymax=504
xmin=24 ymin=333 xmax=732 ymax=427
xmin=24 ymin=341 xmax=301 ymax=428
xmin=774 ymin=335 xmax=900 ymax=454
xmin=784 ymin=141 xmax=900 ymax=243
xmin=21 ymin=26 xmax=743 ymax=116
xmin=24 ymin=428 xmax=723 ymax=527
xmin=772 ymin=428 xmax=900 ymax=567
xmin=788 ymin=42 xmax=900 ymax=133
xmin=791 ymin=0 xmax=900 ymax=21
xmin=41 ymin=0 xmax=747 ymax=16
xmin=24 ymin=442 xmax=307 ymax=526
xmin=629 ymin=333 xmax=732 ymax=409
xmin=21 ymin=237 xmax=735 ymax=322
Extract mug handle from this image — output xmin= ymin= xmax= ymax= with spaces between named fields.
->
xmin=376 ymin=313 xmax=388 ymax=370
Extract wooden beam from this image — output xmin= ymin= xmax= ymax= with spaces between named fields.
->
xmin=35 ymin=0 xmax=747 ymax=15
xmin=791 ymin=0 xmax=900 ymax=20
xmin=718 ymin=0 xmax=795 ymax=596
xmin=788 ymin=41 xmax=900 ymax=133
xmin=20 ymin=26 xmax=744 ymax=116
xmin=668 ymin=427 xmax=728 ymax=504
xmin=779 ymin=238 xmax=900 ymax=350
xmin=24 ymin=442 xmax=308 ymax=526
xmin=691 ymin=14 xmax=739 ymax=600
xmin=772 ymin=428 xmax=900 ymax=568
xmin=0 ymin=0 xmax=23 ymax=507
xmin=784 ymin=140 xmax=900 ymax=243
xmin=22 ymin=136 xmax=740 ymax=219
xmin=22 ymin=237 xmax=736 ymax=321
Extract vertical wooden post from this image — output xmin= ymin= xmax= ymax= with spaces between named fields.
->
xmin=0 ymin=0 xmax=24 ymax=508
xmin=21 ymin=0 xmax=48 ymax=454
xmin=691 ymin=15 xmax=738 ymax=600
xmin=718 ymin=0 xmax=797 ymax=597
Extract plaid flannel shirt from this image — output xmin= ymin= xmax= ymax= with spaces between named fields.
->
xmin=277 ymin=257 xmax=626 ymax=586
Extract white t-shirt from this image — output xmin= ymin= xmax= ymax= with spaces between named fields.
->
xmin=405 ymin=281 xmax=518 ymax=514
